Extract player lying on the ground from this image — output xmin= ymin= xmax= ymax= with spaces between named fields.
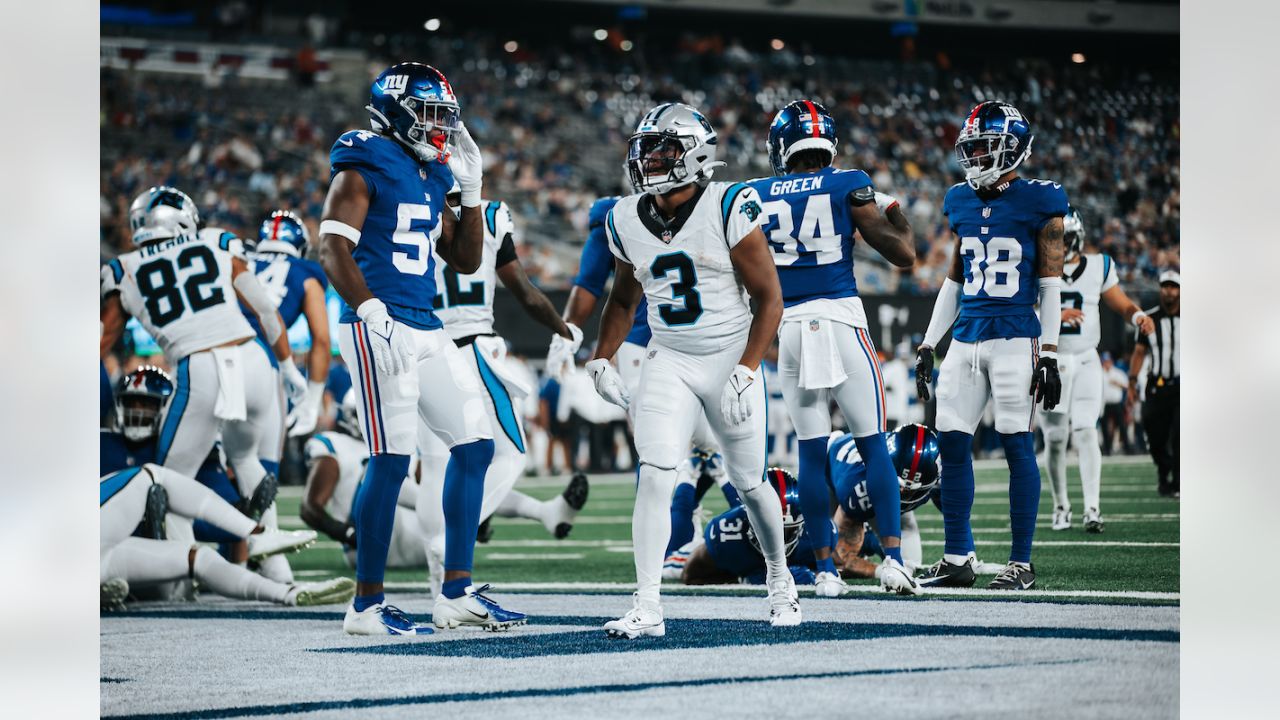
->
xmin=664 ymin=448 xmax=739 ymax=560
xmin=101 ymin=464 xmax=353 ymax=610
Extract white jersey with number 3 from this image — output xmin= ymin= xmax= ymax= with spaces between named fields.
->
xmin=431 ymin=200 xmax=516 ymax=340
xmin=604 ymin=182 xmax=765 ymax=354
xmin=101 ymin=234 xmax=255 ymax=362
xmin=1057 ymin=252 xmax=1119 ymax=356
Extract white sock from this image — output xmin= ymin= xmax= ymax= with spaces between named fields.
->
xmin=1074 ymin=426 xmax=1103 ymax=511
xmin=1046 ymin=434 xmax=1070 ymax=511
xmin=737 ymin=481 xmax=788 ymax=583
xmin=495 ymin=489 xmax=545 ymax=520
xmin=149 ymin=466 xmax=255 ymax=538
xmin=633 ymin=464 xmax=677 ymax=608
xmin=900 ymin=511 xmax=922 ymax=569
xmin=192 ymin=546 xmax=289 ymax=603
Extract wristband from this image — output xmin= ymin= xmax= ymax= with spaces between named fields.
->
xmin=1039 ymin=349 xmax=1058 ymax=362
xmin=1130 ymin=310 xmax=1148 ymax=328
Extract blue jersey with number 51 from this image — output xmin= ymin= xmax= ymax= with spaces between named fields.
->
xmin=942 ymin=178 xmax=1069 ymax=342
xmin=330 ymin=130 xmax=454 ymax=330
xmin=749 ymin=166 xmax=874 ymax=307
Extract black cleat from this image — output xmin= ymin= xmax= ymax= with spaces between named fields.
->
xmin=477 ymin=516 xmax=494 ymax=544
xmin=917 ymin=557 xmax=978 ymax=588
xmin=140 ymin=483 xmax=168 ymax=540
xmin=988 ymin=562 xmax=1036 ymax=590
xmin=244 ymin=473 xmax=279 ymax=522
xmin=554 ymin=473 xmax=590 ymax=539
xmin=1083 ymin=508 xmax=1105 ymax=534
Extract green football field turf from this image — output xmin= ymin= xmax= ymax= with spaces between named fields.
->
xmin=273 ymin=457 xmax=1178 ymax=599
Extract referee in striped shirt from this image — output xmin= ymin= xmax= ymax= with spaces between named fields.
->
xmin=1127 ymin=270 xmax=1180 ymax=497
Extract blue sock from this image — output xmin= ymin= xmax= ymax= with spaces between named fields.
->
xmin=1001 ymin=431 xmax=1041 ymax=564
xmin=665 ymin=483 xmax=698 ymax=556
xmin=192 ymin=520 xmax=241 ymax=545
xmin=939 ymin=431 xmax=977 ymax=557
xmin=853 ymin=432 xmax=902 ymax=549
xmin=720 ymin=482 xmax=741 ymax=508
xmin=816 ymin=556 xmax=837 ymax=575
xmin=353 ymin=593 xmax=384 ymax=612
xmin=884 ymin=545 xmax=904 ymax=564
xmin=796 ymin=437 xmax=834 ymax=559
xmin=260 ymin=459 xmax=280 ymax=479
xmin=442 ymin=439 xmax=495 ymax=573
xmin=352 ymin=453 xmax=411 ymax=585
xmin=441 ymin=577 xmax=470 ymax=600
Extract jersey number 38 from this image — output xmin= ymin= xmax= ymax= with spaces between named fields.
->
xmin=959 ymin=236 xmax=1021 ymax=298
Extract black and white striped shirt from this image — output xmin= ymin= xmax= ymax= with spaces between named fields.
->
xmin=1138 ymin=306 xmax=1180 ymax=385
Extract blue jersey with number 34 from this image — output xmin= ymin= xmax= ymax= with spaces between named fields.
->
xmin=330 ymin=130 xmax=454 ymax=330
xmin=942 ymin=178 xmax=1069 ymax=342
xmin=749 ymin=166 xmax=874 ymax=306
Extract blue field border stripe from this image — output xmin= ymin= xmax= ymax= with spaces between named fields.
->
xmin=101 ymin=658 xmax=1088 ymax=719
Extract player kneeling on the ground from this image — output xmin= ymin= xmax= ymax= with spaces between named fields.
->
xmin=101 ymin=464 xmax=352 ymax=610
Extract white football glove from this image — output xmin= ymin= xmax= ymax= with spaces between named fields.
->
xmin=545 ymin=323 xmax=583 ymax=380
xmin=279 ymin=360 xmax=309 ymax=407
xmin=874 ymin=191 xmax=899 ymax=214
xmin=720 ymin=364 xmax=757 ymax=426
xmin=447 ymin=122 xmax=483 ymax=207
xmin=286 ymin=380 xmax=325 ymax=437
xmin=357 ymin=299 xmax=416 ymax=376
xmin=586 ymin=358 xmax=630 ymax=410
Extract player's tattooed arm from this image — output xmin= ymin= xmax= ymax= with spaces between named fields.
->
xmin=100 ymin=294 xmax=126 ymax=359
xmin=849 ymin=200 xmax=916 ymax=268
xmin=300 ymin=456 xmax=354 ymax=546
xmin=436 ymin=201 xmax=484 ymax=274
xmin=497 ymin=256 xmax=572 ymax=338
xmin=729 ymin=227 xmax=784 ymax=370
xmin=592 ymin=259 xmax=643 ymax=362
xmin=318 ymin=169 xmax=376 ymax=310
xmin=681 ymin=544 xmax=738 ymax=585
xmin=1037 ymin=217 xmax=1066 ymax=279
xmin=832 ymin=509 xmax=879 ymax=579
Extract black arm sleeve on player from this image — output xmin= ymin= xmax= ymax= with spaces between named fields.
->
xmin=495 ymin=233 xmax=518 ymax=269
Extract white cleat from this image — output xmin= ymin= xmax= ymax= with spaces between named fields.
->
xmin=1051 ymin=506 xmax=1072 ymax=531
xmin=343 ymin=603 xmax=434 ymax=636
xmin=433 ymin=584 xmax=528 ymax=631
xmin=604 ymin=593 xmax=666 ymax=639
xmin=247 ymin=529 xmax=317 ymax=561
xmin=101 ymin=577 xmax=129 ymax=612
xmin=768 ymin=577 xmax=802 ymax=627
xmin=879 ymin=557 xmax=921 ymax=596
xmin=287 ymin=577 xmax=356 ymax=607
xmin=814 ymin=571 xmax=847 ymax=598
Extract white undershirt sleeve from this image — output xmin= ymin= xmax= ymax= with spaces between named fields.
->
xmin=922 ymin=278 xmax=962 ymax=348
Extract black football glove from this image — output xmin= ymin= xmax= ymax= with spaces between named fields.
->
xmin=1030 ymin=355 xmax=1062 ymax=410
xmin=915 ymin=346 xmax=935 ymax=402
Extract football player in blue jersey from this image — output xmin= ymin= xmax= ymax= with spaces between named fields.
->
xmin=914 ymin=101 xmax=1066 ymax=590
xmin=750 ymin=100 xmax=918 ymax=598
xmin=242 ymin=210 xmax=331 ymax=436
xmin=317 ymin=62 xmax=523 ymax=635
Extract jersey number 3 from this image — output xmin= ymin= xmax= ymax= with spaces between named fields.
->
xmin=650 ymin=252 xmax=702 ymax=326
xmin=959 ymin=236 xmax=1021 ymax=298
xmin=137 ymin=245 xmax=224 ymax=327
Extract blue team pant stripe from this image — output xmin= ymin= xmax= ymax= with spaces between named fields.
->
xmin=349 ymin=324 xmax=380 ymax=454
xmin=100 ymin=467 xmax=144 ymax=506
xmin=156 ymin=357 xmax=190 ymax=464
xmin=854 ymin=328 xmax=884 ymax=431
xmin=361 ymin=325 xmax=388 ymax=452
xmin=473 ymin=345 xmax=525 ymax=454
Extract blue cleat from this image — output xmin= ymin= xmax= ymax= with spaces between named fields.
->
xmin=343 ymin=603 xmax=435 ymax=636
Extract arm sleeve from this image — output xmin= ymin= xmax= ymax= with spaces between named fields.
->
xmin=722 ymin=183 xmax=765 ymax=249
xmin=495 ymin=233 xmax=518 ymax=268
xmin=1038 ymin=277 xmax=1062 ymax=348
xmin=922 ymin=278 xmax=962 ymax=348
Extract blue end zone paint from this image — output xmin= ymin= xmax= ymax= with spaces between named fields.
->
xmin=101 ymin=658 xmax=1087 ymax=719
xmin=473 ymin=345 xmax=525 ymax=452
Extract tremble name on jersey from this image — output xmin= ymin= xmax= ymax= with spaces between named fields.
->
xmin=101 ymin=232 xmax=253 ymax=360
xmin=430 ymin=199 xmax=518 ymax=340
xmin=1058 ymin=253 xmax=1119 ymax=355
xmin=330 ymin=129 xmax=455 ymax=328
xmin=942 ymin=178 xmax=1070 ymax=342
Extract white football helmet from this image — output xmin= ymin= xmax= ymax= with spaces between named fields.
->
xmin=336 ymin=389 xmax=363 ymax=441
xmin=129 ymin=186 xmax=200 ymax=246
xmin=626 ymin=103 xmax=726 ymax=195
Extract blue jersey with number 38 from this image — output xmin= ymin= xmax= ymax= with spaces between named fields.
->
xmin=749 ymin=166 xmax=874 ymax=306
xmin=942 ymin=178 xmax=1069 ymax=342
xmin=330 ymin=130 xmax=454 ymax=330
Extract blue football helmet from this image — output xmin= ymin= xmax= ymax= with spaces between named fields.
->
xmin=116 ymin=365 xmax=174 ymax=442
xmin=766 ymin=99 xmax=838 ymax=176
xmin=1064 ymin=207 xmax=1084 ymax=257
xmin=367 ymin=62 xmax=461 ymax=164
xmin=955 ymin=101 xmax=1035 ymax=190
xmin=128 ymin=186 xmax=199 ymax=246
xmin=886 ymin=423 xmax=942 ymax=513
xmin=747 ymin=467 xmax=805 ymax=556
xmin=257 ymin=210 xmax=309 ymax=256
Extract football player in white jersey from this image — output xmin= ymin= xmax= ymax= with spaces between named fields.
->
xmin=1039 ymin=209 xmax=1154 ymax=532
xmin=100 ymin=186 xmax=307 ymax=582
xmin=416 ymin=188 xmax=590 ymax=593
xmin=100 ymin=463 xmax=352 ymax=609
xmin=587 ymin=102 xmax=798 ymax=637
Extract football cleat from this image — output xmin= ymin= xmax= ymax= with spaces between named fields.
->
xmin=247 ymin=529 xmax=317 ymax=561
xmin=768 ymin=576 xmax=802 ymax=627
xmin=141 ymin=482 xmax=168 ymax=540
xmin=100 ymin=578 xmax=129 ymax=612
xmin=879 ymin=557 xmax=921 ymax=596
xmin=813 ymin=571 xmax=847 ymax=598
xmin=554 ymin=472 xmax=591 ymax=539
xmin=476 ymin=517 xmax=494 ymax=544
xmin=343 ymin=603 xmax=434 ymax=636
xmin=433 ymin=584 xmax=527 ymax=631
xmin=988 ymin=562 xmax=1036 ymax=590
xmin=1083 ymin=508 xmax=1105 ymax=534
xmin=287 ymin=577 xmax=356 ymax=607
xmin=1051 ymin=506 xmax=1072 ymax=531
xmin=917 ymin=557 xmax=978 ymax=588
xmin=604 ymin=593 xmax=666 ymax=639
xmin=243 ymin=473 xmax=279 ymax=523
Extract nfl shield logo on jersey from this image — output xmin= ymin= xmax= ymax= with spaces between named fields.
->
xmin=982 ymin=207 xmax=992 ymax=218
xmin=661 ymin=229 xmax=673 ymax=244
xmin=809 ymin=319 xmax=820 ymax=332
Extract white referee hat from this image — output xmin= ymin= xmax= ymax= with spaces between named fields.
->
xmin=1158 ymin=270 xmax=1180 ymax=286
